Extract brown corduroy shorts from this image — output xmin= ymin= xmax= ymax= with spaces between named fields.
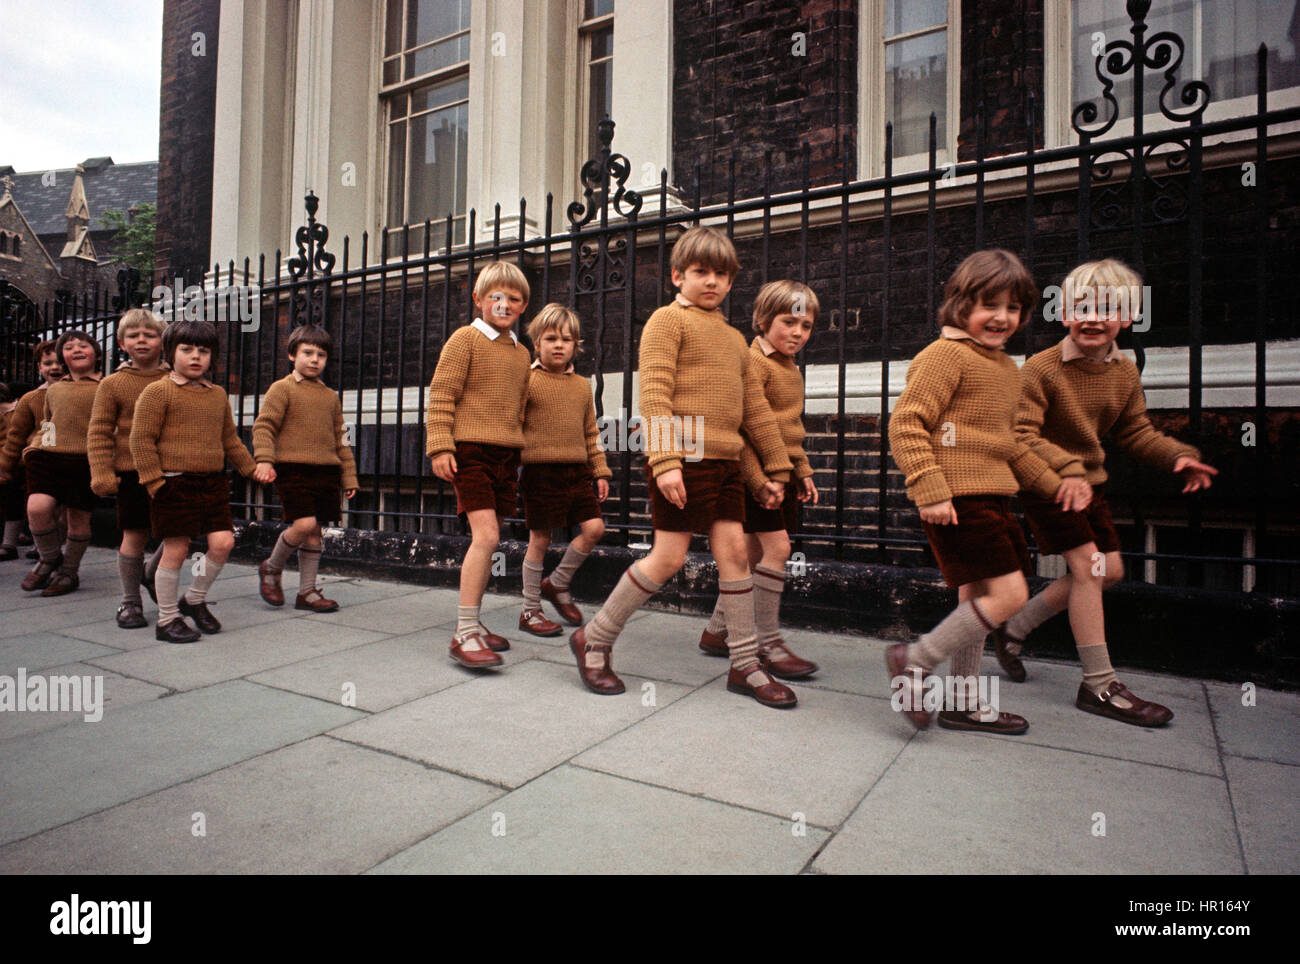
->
xmin=646 ymin=458 xmax=745 ymax=534
xmin=25 ymin=451 xmax=94 ymax=511
xmin=521 ymin=462 xmax=602 ymax=531
xmin=452 ymin=442 xmax=521 ymax=517
xmin=1019 ymin=483 xmax=1121 ymax=555
xmin=150 ymin=472 xmax=233 ymax=538
xmin=743 ymin=478 xmax=800 ymax=534
xmin=275 ymin=462 xmax=343 ymax=524
xmin=922 ymin=495 xmax=1032 ymax=588
xmin=115 ymin=470 xmax=152 ymax=531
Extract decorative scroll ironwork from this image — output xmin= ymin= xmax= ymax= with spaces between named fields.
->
xmin=286 ymin=191 xmax=335 ymax=325
xmin=575 ymin=237 xmax=630 ymax=294
xmin=566 ymin=118 xmax=643 ymax=229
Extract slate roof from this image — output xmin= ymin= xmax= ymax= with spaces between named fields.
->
xmin=0 ymin=158 xmax=157 ymax=237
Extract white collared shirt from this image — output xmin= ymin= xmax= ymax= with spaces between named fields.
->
xmin=471 ymin=318 xmax=519 ymax=344
xmin=530 ymin=358 xmax=575 ymax=374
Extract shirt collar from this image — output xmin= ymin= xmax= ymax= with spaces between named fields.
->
xmin=1060 ymin=335 xmax=1123 ymax=363
xmin=530 ymin=358 xmax=575 ymax=374
xmin=471 ymin=318 xmax=519 ymax=344
xmin=753 ymin=334 xmax=778 ymax=357
xmin=168 ymin=371 xmax=212 ymax=388
xmin=675 ymin=293 xmax=697 ymax=309
xmin=60 ymin=372 xmax=102 ymax=383
xmin=941 ymin=325 xmax=975 ymax=342
xmin=290 ymin=370 xmax=325 ymax=384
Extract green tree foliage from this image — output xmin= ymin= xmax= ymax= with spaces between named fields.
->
xmin=101 ymin=202 xmax=156 ymax=278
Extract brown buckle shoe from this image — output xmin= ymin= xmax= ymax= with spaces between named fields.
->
xmin=21 ymin=557 xmax=60 ymax=592
xmin=116 ymin=601 xmax=148 ymax=629
xmin=156 ymin=617 xmax=201 ymax=644
xmin=258 ymin=560 xmax=285 ymax=607
xmin=727 ymin=663 xmax=797 ymax=708
xmin=40 ymin=571 xmax=79 ymax=597
xmin=937 ymin=707 xmax=1029 ymax=735
xmin=758 ymin=639 xmax=818 ymax=679
xmin=992 ymin=625 xmax=1027 ymax=682
xmin=885 ymin=642 xmax=934 ymax=730
xmin=476 ymin=626 xmax=510 ymax=652
xmin=295 ymin=588 xmax=339 ymax=613
xmin=541 ymin=578 xmax=583 ymax=626
xmin=698 ymin=627 xmax=729 ymax=657
xmin=179 ymin=597 xmax=222 ymax=634
xmin=1076 ymin=680 xmax=1173 ymax=727
xmin=569 ymin=626 xmax=625 ymax=694
xmin=519 ymin=607 xmax=563 ymax=637
xmin=450 ymin=632 xmax=504 ymax=669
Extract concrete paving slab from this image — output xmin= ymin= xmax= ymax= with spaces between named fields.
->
xmin=368 ymin=763 xmax=827 ymax=874
xmin=0 ymin=735 xmax=501 ymax=873
xmin=0 ymin=632 xmax=120 ymax=675
xmin=305 ymin=591 xmax=454 ymax=637
xmin=0 ymin=661 xmax=168 ymax=741
xmin=0 ymin=597 xmax=127 ymax=639
xmin=1206 ymin=680 xmax=1300 ymax=766
xmin=59 ymin=598 xmax=307 ymax=651
xmin=331 ymin=659 xmax=691 ymax=787
xmin=248 ymin=630 xmax=484 ymax=712
xmin=812 ymin=737 xmax=1242 ymax=874
xmin=1222 ymin=755 xmax=1300 ymax=874
xmin=0 ymin=679 xmax=362 ymax=846
xmin=85 ymin=617 xmax=391 ymax=691
xmin=576 ymin=678 xmax=897 ymax=827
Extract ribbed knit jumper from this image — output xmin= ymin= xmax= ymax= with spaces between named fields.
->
xmin=889 ymin=337 xmax=1064 ymax=506
xmin=129 ymin=379 xmax=257 ymax=493
xmin=424 ymin=324 xmax=531 ymax=456
xmin=521 ymin=367 xmax=612 ymax=478
xmin=252 ymin=374 xmax=360 ymax=491
xmin=37 ymin=376 xmax=101 ymax=455
xmin=0 ymin=384 xmax=47 ymax=473
xmin=87 ymin=365 xmax=169 ymax=489
xmin=739 ymin=338 xmax=813 ymax=494
xmin=1017 ymin=342 xmax=1200 ymax=485
xmin=637 ymin=302 xmax=792 ymax=479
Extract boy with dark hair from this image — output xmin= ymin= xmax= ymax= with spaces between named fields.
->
xmin=130 ymin=319 xmax=261 ymax=643
xmin=0 ymin=342 xmax=65 ymax=562
xmin=570 ymin=226 xmax=799 ymax=708
xmin=254 ymin=324 xmax=358 ymax=612
xmin=88 ymin=309 xmax=170 ymax=627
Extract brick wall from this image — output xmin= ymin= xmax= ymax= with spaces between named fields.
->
xmin=155 ymin=0 xmax=221 ymax=281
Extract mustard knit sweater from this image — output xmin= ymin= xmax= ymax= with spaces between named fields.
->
xmin=87 ymin=365 xmax=169 ymax=491
xmin=252 ymin=374 xmax=360 ymax=491
xmin=37 ymin=376 xmax=101 ymax=456
xmin=739 ymin=340 xmax=813 ymax=494
xmin=521 ymin=367 xmax=612 ymax=479
xmin=129 ymin=379 xmax=257 ymax=494
xmin=0 ymin=384 xmax=48 ymax=473
xmin=425 ymin=325 xmax=532 ymax=456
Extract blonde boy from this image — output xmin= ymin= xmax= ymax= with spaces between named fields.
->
xmin=517 ymin=303 xmax=610 ymax=635
xmin=698 ymin=280 xmax=821 ymax=679
xmin=569 ymin=226 xmax=799 ymax=708
xmin=1003 ymin=258 xmax=1217 ymax=726
xmin=87 ymin=308 xmax=170 ymax=627
xmin=425 ymin=261 xmax=532 ymax=668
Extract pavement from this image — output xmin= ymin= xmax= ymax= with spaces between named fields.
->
xmin=0 ymin=545 xmax=1295 ymax=875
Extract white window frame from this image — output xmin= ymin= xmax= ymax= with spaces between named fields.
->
xmin=1044 ymin=0 xmax=1300 ymax=149
xmin=574 ymin=0 xmax=614 ymax=187
xmin=858 ymin=0 xmax=961 ymax=179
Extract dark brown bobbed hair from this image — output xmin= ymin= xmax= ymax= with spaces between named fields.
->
xmin=937 ymin=249 xmax=1038 ymax=331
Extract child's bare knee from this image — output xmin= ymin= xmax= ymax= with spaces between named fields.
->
xmin=583 ymin=518 xmax=606 ymax=542
xmin=208 ymin=531 xmax=235 ymax=555
xmin=1102 ymin=560 xmax=1124 ymax=588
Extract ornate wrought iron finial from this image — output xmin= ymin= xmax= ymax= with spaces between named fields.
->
xmin=567 ymin=118 xmax=643 ymax=229
xmin=287 ymin=191 xmax=336 ymax=281
xmin=112 ymin=266 xmax=143 ymax=312
xmin=1071 ymin=0 xmax=1211 ymax=139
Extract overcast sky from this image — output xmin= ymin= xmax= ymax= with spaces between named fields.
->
xmin=0 ymin=0 xmax=163 ymax=172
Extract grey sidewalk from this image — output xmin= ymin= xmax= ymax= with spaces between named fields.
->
xmin=0 ymin=546 xmax=1295 ymax=874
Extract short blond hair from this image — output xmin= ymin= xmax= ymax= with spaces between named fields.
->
xmin=670 ymin=225 xmax=740 ymax=278
xmin=1062 ymin=258 xmax=1144 ymax=318
xmin=117 ymin=308 xmax=167 ymax=341
xmin=527 ymin=303 xmax=582 ymax=351
xmin=473 ymin=261 xmax=530 ymax=306
xmin=752 ymin=280 xmax=820 ymax=333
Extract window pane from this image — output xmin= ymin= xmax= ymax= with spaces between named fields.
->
xmin=886 ymin=29 xmax=946 ymax=156
xmin=407 ymin=0 xmax=471 ymax=48
xmin=885 ymin=0 xmax=945 ymax=38
xmin=407 ymin=32 xmax=471 ymax=77
xmin=584 ymin=0 xmax=614 ymax=20
xmin=385 ymin=0 xmax=402 ymax=56
xmin=382 ymin=56 xmax=401 ymax=86
xmin=1203 ymin=1 xmax=1300 ymax=100
xmin=590 ymin=24 xmax=612 ymax=60
xmin=411 ymin=74 xmax=469 ymax=113
xmin=587 ymin=58 xmax=612 ymax=160
xmin=386 ymin=122 xmax=407 ymax=226
xmin=409 ymin=102 xmax=469 ymax=225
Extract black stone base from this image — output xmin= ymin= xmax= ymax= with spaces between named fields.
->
xmin=228 ymin=520 xmax=1298 ymax=691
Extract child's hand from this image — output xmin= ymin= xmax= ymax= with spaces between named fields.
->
xmin=595 ymin=479 xmax=609 ymax=502
xmin=90 ymin=475 xmax=119 ymax=497
xmin=253 ymin=462 xmax=276 ymax=484
xmin=656 ymin=468 xmax=687 ymax=509
xmin=1054 ymin=477 xmax=1092 ymax=512
xmin=919 ymin=500 xmax=958 ymax=525
xmin=344 ymin=488 xmax=356 ymax=500
xmin=761 ymin=480 xmax=785 ymax=508
xmin=431 ymin=452 xmax=457 ymax=482
xmin=1173 ymin=456 xmax=1218 ymax=493
xmin=799 ymin=477 xmax=818 ymax=504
